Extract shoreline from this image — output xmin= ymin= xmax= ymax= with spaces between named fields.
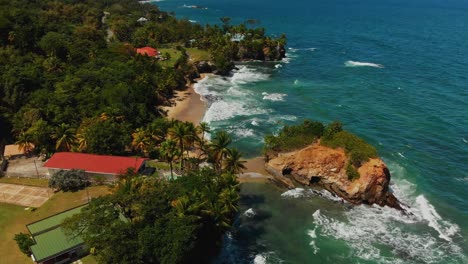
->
xmin=161 ymin=75 xmax=207 ymax=125
xmin=162 ymin=75 xmax=271 ymax=183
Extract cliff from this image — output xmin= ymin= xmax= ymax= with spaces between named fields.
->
xmin=265 ymin=142 xmax=403 ymax=210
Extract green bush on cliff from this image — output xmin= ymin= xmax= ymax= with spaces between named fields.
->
xmin=264 ymin=119 xmax=324 ymax=155
xmin=264 ymin=120 xmax=379 ymax=181
xmin=346 ymin=163 xmax=360 ymax=181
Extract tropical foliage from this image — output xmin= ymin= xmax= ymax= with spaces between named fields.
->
xmin=63 ymin=168 xmax=240 ymax=263
xmin=48 ymin=169 xmax=89 ymax=192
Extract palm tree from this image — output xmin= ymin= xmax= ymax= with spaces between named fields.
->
xmin=168 ymin=122 xmax=192 ymax=168
xmin=15 ymin=132 xmax=35 ymax=154
xmin=131 ymin=128 xmax=151 ymax=156
xmin=197 ymin=122 xmax=210 ymax=140
xmin=219 ymin=186 xmax=240 ymax=214
xmin=52 ymin=123 xmax=77 ymax=151
xmin=210 ymin=131 xmax=232 ymax=171
xmin=224 ymin=148 xmax=246 ymax=174
xmin=160 ymin=139 xmax=180 ymax=179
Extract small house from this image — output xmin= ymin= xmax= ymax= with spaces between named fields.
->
xmin=27 ymin=205 xmax=88 ymax=264
xmin=136 ymin=46 xmax=159 ymax=57
xmin=3 ymin=144 xmax=34 ymax=159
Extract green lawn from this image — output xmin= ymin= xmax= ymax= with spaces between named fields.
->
xmin=186 ymin=48 xmax=211 ymax=62
xmin=0 ymin=186 xmax=109 ymax=264
xmin=0 ymin=177 xmax=49 ymax=188
xmin=158 ymin=48 xmax=183 ymax=68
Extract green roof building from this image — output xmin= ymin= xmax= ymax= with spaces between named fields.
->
xmin=27 ymin=205 xmax=88 ymax=264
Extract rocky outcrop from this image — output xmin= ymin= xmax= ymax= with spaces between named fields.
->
xmin=266 ymin=143 xmax=403 ymax=210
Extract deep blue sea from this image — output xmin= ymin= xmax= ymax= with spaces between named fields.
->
xmin=155 ymin=0 xmax=468 ymax=263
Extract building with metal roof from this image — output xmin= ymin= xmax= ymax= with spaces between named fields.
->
xmin=27 ymin=205 xmax=87 ymax=264
xmin=43 ymin=152 xmax=148 ymax=181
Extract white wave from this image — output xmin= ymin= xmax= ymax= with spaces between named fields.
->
xmin=307 ymin=227 xmax=320 ymax=254
xmin=251 ymin=119 xmax=260 ymax=126
xmin=287 ymin=47 xmax=316 ymax=52
xmin=414 ymin=195 xmax=460 ymax=242
xmin=230 ymin=127 xmax=256 ymax=138
xmin=293 ymin=79 xmax=299 ymax=85
xmin=189 ymin=20 xmax=197 ymax=23
xmin=463 ymin=137 xmax=467 ymax=143
xmin=204 ymin=101 xmax=267 ymax=122
xmin=139 ymin=0 xmax=164 ymax=3
xmin=311 ymin=178 xmax=465 ymax=263
xmin=281 ymin=188 xmax=343 ymax=202
xmin=231 ymin=66 xmax=270 ymax=85
xmin=244 ymin=208 xmax=256 ymax=218
xmin=274 ymin=64 xmax=282 ymax=69
xmin=281 ymin=188 xmax=305 ymax=198
xmin=253 ymin=254 xmax=267 ymax=264
xmin=397 ymin=152 xmax=406 ymax=158
xmin=344 ymin=60 xmax=384 ymax=68
xmin=262 ymin=92 xmax=287 ymax=102
xmin=253 ymin=252 xmax=282 ymax=264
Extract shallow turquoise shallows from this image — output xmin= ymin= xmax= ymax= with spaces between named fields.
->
xmin=157 ymin=0 xmax=468 ymax=263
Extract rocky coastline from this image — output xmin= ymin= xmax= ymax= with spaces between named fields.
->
xmin=265 ymin=142 xmax=404 ymax=211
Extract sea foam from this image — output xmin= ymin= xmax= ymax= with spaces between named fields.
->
xmin=344 ymin=60 xmax=384 ymax=68
xmin=262 ymin=92 xmax=287 ymax=102
xmin=310 ymin=176 xmax=465 ymax=263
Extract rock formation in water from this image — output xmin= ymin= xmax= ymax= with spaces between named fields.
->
xmin=265 ymin=142 xmax=403 ymax=211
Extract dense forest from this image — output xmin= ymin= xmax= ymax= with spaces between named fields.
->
xmin=0 ymin=0 xmax=286 ymax=158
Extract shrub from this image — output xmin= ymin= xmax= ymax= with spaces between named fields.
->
xmin=14 ymin=233 xmax=34 ymax=255
xmin=346 ymin=163 xmax=360 ymax=181
xmin=49 ymin=169 xmax=89 ymax=192
xmin=93 ymin=175 xmax=106 ymax=185
xmin=263 ymin=119 xmax=324 ymax=155
xmin=321 ymin=130 xmax=377 ymax=166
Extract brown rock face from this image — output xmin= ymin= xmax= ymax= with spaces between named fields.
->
xmin=265 ymin=143 xmax=403 ymax=210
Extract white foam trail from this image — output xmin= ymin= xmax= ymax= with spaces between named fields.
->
xmin=281 ymin=188 xmax=343 ymax=202
xmin=344 ymin=60 xmax=384 ymax=68
xmin=293 ymin=79 xmax=299 ymax=85
xmin=463 ymin=137 xmax=467 ymax=143
xmin=189 ymin=20 xmax=197 ymax=23
xmin=414 ymin=195 xmax=460 ymax=242
xmin=243 ymin=208 xmax=256 ymax=218
xmin=274 ymin=64 xmax=282 ymax=68
xmin=397 ymin=152 xmax=406 ymax=158
xmin=307 ymin=227 xmax=320 ymax=254
xmin=262 ymin=92 xmax=287 ymax=102
xmin=311 ymin=178 xmax=465 ymax=263
xmin=231 ymin=66 xmax=270 ymax=85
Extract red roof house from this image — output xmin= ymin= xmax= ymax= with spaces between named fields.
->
xmin=136 ymin=47 xmax=158 ymax=57
xmin=44 ymin=152 xmax=147 ymax=177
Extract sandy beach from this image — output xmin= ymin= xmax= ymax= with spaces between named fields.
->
xmin=162 ymin=80 xmax=206 ymax=125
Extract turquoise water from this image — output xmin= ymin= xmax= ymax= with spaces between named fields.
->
xmin=156 ymin=0 xmax=468 ymax=262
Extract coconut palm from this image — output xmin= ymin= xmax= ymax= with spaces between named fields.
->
xmin=160 ymin=139 xmax=180 ymax=179
xmin=131 ymin=128 xmax=151 ymax=156
xmin=210 ymin=131 xmax=232 ymax=171
xmin=52 ymin=123 xmax=77 ymax=151
xmin=168 ymin=122 xmax=193 ymax=168
xmin=224 ymin=148 xmax=246 ymax=174
xmin=197 ymin=122 xmax=210 ymax=140
xmin=15 ymin=132 xmax=35 ymax=154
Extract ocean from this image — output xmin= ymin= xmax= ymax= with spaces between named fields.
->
xmin=155 ymin=0 xmax=468 ymax=263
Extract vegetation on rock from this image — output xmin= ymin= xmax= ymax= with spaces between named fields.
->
xmin=264 ymin=120 xmax=378 ymax=180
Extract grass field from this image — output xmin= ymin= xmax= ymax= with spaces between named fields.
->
xmin=186 ymin=48 xmax=211 ymax=62
xmin=0 ymin=177 xmax=49 ymax=188
xmin=0 ymin=186 xmax=110 ymax=264
xmin=158 ymin=48 xmax=183 ymax=68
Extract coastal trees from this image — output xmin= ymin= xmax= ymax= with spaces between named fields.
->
xmin=52 ymin=123 xmax=77 ymax=151
xmin=63 ymin=168 xmax=240 ymax=263
xmin=224 ymin=148 xmax=246 ymax=174
xmin=160 ymin=139 xmax=180 ymax=179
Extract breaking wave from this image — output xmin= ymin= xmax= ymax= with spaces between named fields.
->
xmin=309 ymin=178 xmax=465 ymax=263
xmin=344 ymin=60 xmax=384 ymax=68
xmin=262 ymin=92 xmax=287 ymax=102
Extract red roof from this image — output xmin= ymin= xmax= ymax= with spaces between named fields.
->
xmin=136 ymin=47 xmax=158 ymax=57
xmin=43 ymin=152 xmax=147 ymax=175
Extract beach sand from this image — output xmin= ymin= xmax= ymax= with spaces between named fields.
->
xmin=238 ymin=157 xmax=272 ymax=183
xmin=162 ymin=82 xmax=206 ymax=125
xmin=162 ymin=76 xmax=271 ymax=183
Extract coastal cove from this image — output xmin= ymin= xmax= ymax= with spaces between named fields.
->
xmin=156 ymin=0 xmax=468 ymax=263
